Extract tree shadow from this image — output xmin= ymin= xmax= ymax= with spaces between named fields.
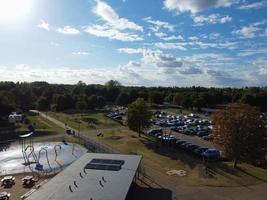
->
xmin=237 ymin=167 xmax=267 ymax=183
xmin=139 ymin=137 xmax=201 ymax=169
xmin=126 ymin=182 xmax=172 ymax=200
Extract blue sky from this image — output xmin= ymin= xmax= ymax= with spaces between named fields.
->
xmin=0 ymin=0 xmax=267 ymax=87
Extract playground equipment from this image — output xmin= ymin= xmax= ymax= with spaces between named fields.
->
xmin=19 ymin=132 xmax=38 ymax=167
xmin=54 ymin=144 xmax=62 ymax=161
xmin=19 ymin=124 xmax=61 ymax=173
xmin=36 ymin=147 xmax=52 ymax=173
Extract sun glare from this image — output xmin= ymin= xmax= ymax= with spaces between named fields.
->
xmin=0 ymin=0 xmax=33 ymax=21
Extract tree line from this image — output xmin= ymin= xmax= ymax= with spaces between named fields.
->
xmin=0 ymin=80 xmax=267 ymax=119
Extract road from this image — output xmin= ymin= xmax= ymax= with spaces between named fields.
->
xmin=32 ymin=110 xmax=267 ymax=200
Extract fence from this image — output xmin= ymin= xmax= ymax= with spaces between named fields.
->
xmin=74 ymin=132 xmax=119 ymax=154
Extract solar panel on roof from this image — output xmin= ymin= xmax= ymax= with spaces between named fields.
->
xmin=85 ymin=159 xmax=125 ymax=171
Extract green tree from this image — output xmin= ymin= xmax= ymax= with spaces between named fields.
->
xmin=149 ymin=91 xmax=164 ymax=104
xmin=127 ymin=98 xmax=152 ymax=137
xmin=173 ymin=93 xmax=183 ymax=105
xmin=212 ymin=103 xmax=267 ymax=168
xmin=95 ymin=96 xmax=106 ymax=108
xmin=36 ymin=97 xmax=50 ymax=111
xmin=104 ymin=80 xmax=121 ymax=102
xmin=76 ymin=100 xmax=87 ymax=111
xmin=116 ymin=92 xmax=130 ymax=106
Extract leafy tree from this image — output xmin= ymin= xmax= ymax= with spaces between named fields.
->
xmin=36 ymin=96 xmax=50 ymax=111
xmin=95 ymin=96 xmax=106 ymax=108
xmin=149 ymin=91 xmax=164 ymax=104
xmin=105 ymin=80 xmax=121 ymax=88
xmin=116 ymin=92 xmax=130 ymax=106
xmin=52 ymin=94 xmax=74 ymax=111
xmin=76 ymin=99 xmax=87 ymax=111
xmin=173 ymin=93 xmax=183 ymax=105
xmin=181 ymin=95 xmax=193 ymax=109
xmin=0 ymin=94 xmax=15 ymax=118
xmin=105 ymin=80 xmax=121 ymax=102
xmin=87 ymin=95 xmax=98 ymax=110
xmin=127 ymin=98 xmax=152 ymax=137
xmin=212 ymin=103 xmax=267 ymax=168
xmin=192 ymin=96 xmax=206 ymax=111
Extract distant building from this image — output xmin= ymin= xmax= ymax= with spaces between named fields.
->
xmin=27 ymin=153 xmax=142 ymax=200
xmin=8 ymin=112 xmax=24 ymax=123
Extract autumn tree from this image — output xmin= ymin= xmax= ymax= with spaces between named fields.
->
xmin=127 ymin=98 xmax=152 ymax=137
xmin=212 ymin=103 xmax=266 ymax=168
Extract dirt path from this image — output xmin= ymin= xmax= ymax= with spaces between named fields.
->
xmin=33 ymin=110 xmax=267 ymax=200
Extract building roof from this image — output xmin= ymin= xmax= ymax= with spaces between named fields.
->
xmin=27 ymin=153 xmax=142 ymax=200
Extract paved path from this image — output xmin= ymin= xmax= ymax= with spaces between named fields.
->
xmin=32 ymin=110 xmax=267 ymax=200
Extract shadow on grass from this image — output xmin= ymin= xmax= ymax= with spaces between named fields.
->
xmin=126 ymin=182 xmax=172 ymax=200
xmin=139 ymin=136 xmax=201 ymax=169
xmin=237 ymin=166 xmax=267 ymax=183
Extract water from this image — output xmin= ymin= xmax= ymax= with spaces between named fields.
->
xmin=0 ymin=142 xmax=87 ymax=174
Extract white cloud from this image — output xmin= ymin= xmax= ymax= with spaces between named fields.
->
xmin=38 ymin=20 xmax=49 ymax=31
xmin=232 ymin=25 xmax=260 ymax=38
xmin=93 ymin=0 xmax=143 ymax=31
xmin=57 ymin=26 xmax=80 ymax=35
xmin=162 ymin=35 xmax=184 ymax=41
xmin=117 ymin=48 xmax=145 ymax=54
xmin=15 ymin=64 xmax=29 ymax=70
xmin=125 ymin=60 xmax=142 ymax=68
xmin=163 ymin=0 xmax=237 ymax=14
xmin=84 ymin=0 xmax=143 ymax=42
xmin=72 ymin=52 xmax=89 ymax=56
xmin=152 ymin=40 xmax=237 ymax=50
xmin=144 ymin=17 xmax=175 ymax=32
xmin=193 ymin=14 xmax=232 ymax=26
xmin=154 ymin=42 xmax=187 ymax=50
xmin=204 ymin=69 xmax=247 ymax=87
xmin=142 ymin=51 xmax=183 ymax=68
xmin=84 ymin=24 xmax=143 ymax=41
xmin=179 ymin=66 xmax=203 ymax=74
xmin=238 ymin=1 xmax=267 ymax=10
xmin=237 ymin=48 xmax=267 ymax=57
xmin=232 ymin=20 xmax=267 ymax=38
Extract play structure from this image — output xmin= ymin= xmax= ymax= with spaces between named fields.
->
xmin=0 ymin=141 xmax=86 ymax=175
xmin=0 ymin=124 xmax=86 ymax=175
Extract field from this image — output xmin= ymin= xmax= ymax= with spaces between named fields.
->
xmin=16 ymin=114 xmax=64 ymax=132
xmin=47 ymin=112 xmax=120 ymax=131
xmin=46 ymin=111 xmax=267 ymax=187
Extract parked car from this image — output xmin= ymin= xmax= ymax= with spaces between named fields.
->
xmin=202 ymin=149 xmax=220 ymax=160
xmin=194 ymin=147 xmax=209 ymax=157
xmin=202 ymin=135 xmax=211 ymax=141
xmin=175 ymin=140 xmax=186 ymax=149
xmin=197 ymin=131 xmax=209 ymax=137
xmin=186 ymin=144 xmax=199 ymax=152
xmin=147 ymin=128 xmax=163 ymax=136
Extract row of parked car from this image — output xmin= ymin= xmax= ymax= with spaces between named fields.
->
xmin=152 ymin=112 xmax=213 ymax=141
xmin=147 ymin=129 xmax=220 ymax=160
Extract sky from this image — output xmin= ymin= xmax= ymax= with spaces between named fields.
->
xmin=0 ymin=0 xmax=266 ymax=87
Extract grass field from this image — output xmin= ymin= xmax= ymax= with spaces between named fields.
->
xmin=16 ymin=115 xmax=64 ymax=132
xmin=43 ymin=111 xmax=267 ymax=187
xmin=47 ymin=112 xmax=120 ymax=131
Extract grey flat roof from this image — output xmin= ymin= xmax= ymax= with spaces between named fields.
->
xmin=27 ymin=153 xmax=142 ymax=200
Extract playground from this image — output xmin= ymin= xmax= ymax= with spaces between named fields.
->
xmin=0 ymin=141 xmax=86 ymax=175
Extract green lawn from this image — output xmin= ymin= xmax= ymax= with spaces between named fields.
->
xmin=41 ymin=111 xmax=267 ymax=187
xmin=17 ymin=115 xmax=64 ymax=132
xmin=47 ymin=112 xmax=120 ymax=131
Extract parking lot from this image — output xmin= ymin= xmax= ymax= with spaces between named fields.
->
xmin=147 ymin=110 xmax=220 ymax=160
